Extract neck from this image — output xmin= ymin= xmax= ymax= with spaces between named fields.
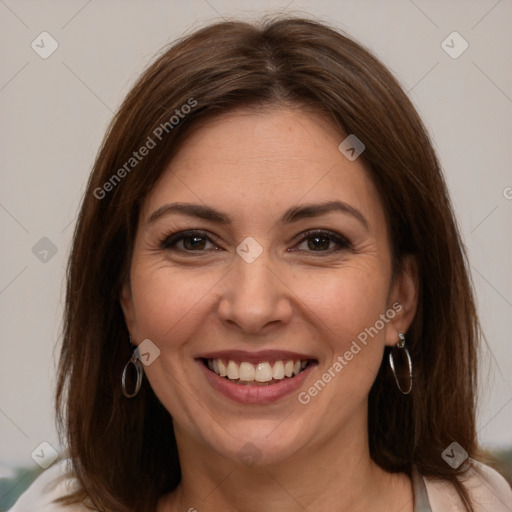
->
xmin=159 ymin=413 xmax=413 ymax=512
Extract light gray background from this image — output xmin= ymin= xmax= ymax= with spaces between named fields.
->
xmin=1 ymin=0 xmax=511 ymax=469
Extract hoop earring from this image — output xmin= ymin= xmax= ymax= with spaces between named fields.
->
xmin=121 ymin=353 xmax=143 ymax=398
xmin=388 ymin=333 xmax=412 ymax=395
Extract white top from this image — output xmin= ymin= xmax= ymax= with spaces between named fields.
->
xmin=9 ymin=458 xmax=512 ymax=511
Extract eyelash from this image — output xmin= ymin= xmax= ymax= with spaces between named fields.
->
xmin=160 ymin=230 xmax=217 ymax=252
xmin=292 ymin=229 xmax=352 ymax=254
xmin=159 ymin=229 xmax=352 ymax=255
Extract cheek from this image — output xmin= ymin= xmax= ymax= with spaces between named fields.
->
xmin=129 ymin=262 xmax=223 ymax=344
xmin=296 ymin=273 xmax=391 ymax=412
xmin=292 ymin=266 xmax=391 ymax=357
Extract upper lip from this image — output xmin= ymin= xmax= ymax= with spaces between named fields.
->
xmin=197 ymin=350 xmax=317 ymax=364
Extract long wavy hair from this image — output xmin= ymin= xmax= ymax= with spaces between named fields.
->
xmin=56 ymin=16 xmax=480 ymax=511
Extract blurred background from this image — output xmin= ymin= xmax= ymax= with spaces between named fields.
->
xmin=1 ymin=0 xmax=511 ymax=508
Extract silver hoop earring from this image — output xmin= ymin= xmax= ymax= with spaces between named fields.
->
xmin=388 ymin=333 xmax=412 ymax=395
xmin=121 ymin=353 xmax=143 ymax=398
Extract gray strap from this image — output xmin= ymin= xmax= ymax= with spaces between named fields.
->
xmin=412 ymin=465 xmax=433 ymax=512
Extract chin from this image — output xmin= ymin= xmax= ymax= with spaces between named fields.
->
xmin=198 ymin=415 xmax=314 ymax=468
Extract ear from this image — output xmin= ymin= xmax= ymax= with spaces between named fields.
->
xmin=384 ymin=255 xmax=419 ymax=347
xmin=120 ymin=281 xmax=137 ymax=337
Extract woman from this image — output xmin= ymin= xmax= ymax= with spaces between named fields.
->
xmin=11 ymin=16 xmax=512 ymax=512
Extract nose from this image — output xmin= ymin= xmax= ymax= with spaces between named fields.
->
xmin=217 ymin=255 xmax=293 ymax=335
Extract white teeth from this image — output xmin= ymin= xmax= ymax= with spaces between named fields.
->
xmin=284 ymin=360 xmax=294 ymax=378
xmin=272 ymin=361 xmax=285 ymax=380
xmin=218 ymin=359 xmax=227 ymax=377
xmin=207 ymin=358 xmax=310 ymax=383
xmin=226 ymin=360 xmax=239 ymax=380
xmin=239 ymin=362 xmax=255 ymax=381
xmin=255 ymin=362 xmax=273 ymax=382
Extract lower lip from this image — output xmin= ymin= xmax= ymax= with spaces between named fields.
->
xmin=197 ymin=360 xmax=315 ymax=404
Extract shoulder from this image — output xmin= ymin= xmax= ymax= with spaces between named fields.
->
xmin=423 ymin=460 xmax=512 ymax=512
xmin=9 ymin=459 xmax=89 ymax=512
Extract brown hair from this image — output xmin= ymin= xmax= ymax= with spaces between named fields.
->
xmin=57 ymin=16 xmax=480 ymax=511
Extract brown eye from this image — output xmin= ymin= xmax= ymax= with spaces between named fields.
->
xmin=160 ymin=230 xmax=219 ymax=252
xmin=182 ymin=235 xmax=208 ymax=250
xmin=293 ymin=230 xmax=352 ymax=254
xmin=306 ymin=234 xmax=331 ymax=251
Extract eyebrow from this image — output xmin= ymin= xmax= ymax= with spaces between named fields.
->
xmin=148 ymin=203 xmax=231 ymax=224
xmin=147 ymin=200 xmax=369 ymax=230
xmin=281 ymin=200 xmax=369 ymax=230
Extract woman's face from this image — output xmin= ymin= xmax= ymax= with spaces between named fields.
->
xmin=121 ymin=108 xmax=417 ymax=466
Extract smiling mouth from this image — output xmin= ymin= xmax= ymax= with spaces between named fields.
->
xmin=202 ymin=358 xmax=314 ymax=386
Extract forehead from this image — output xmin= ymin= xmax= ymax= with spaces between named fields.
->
xmin=142 ymin=108 xmax=385 ymax=227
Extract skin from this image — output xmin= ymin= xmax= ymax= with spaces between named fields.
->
xmin=121 ymin=107 xmax=418 ymax=512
